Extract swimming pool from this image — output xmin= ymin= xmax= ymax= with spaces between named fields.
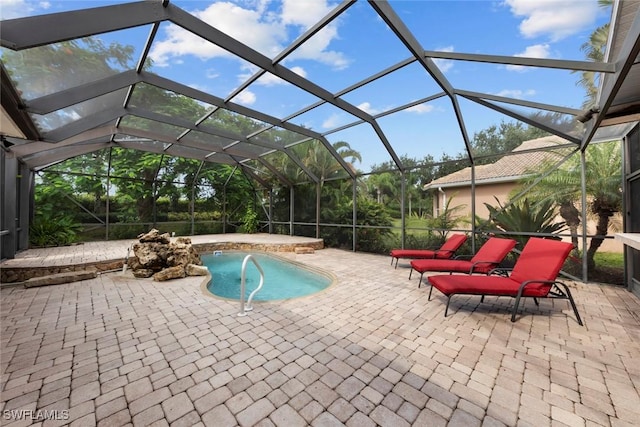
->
xmin=203 ymin=251 xmax=333 ymax=301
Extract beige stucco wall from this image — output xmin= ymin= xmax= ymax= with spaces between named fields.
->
xmin=432 ymin=183 xmax=623 ymax=253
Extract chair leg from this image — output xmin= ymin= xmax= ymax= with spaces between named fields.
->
xmin=511 ymin=296 xmax=521 ymax=322
xmin=428 ymin=284 xmax=433 ymax=300
xmin=557 ymin=283 xmax=584 ymax=326
xmin=409 ymin=269 xmax=413 ymax=280
xmin=394 ymin=258 xmax=399 ymax=269
xmin=444 ymin=296 xmax=451 ymax=317
xmin=418 ymin=273 xmax=424 ymax=288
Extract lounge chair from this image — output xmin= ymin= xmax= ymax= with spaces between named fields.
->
xmin=427 ymin=237 xmax=583 ymax=325
xmin=390 ymin=234 xmax=467 ymax=268
xmin=409 ymin=237 xmax=517 ymax=286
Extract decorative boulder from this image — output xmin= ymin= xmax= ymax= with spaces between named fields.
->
xmin=132 ymin=268 xmax=154 ymax=279
xmin=186 ymin=264 xmax=209 ymax=276
xmin=138 ymin=229 xmax=171 ymax=244
xmin=153 ymin=266 xmax=186 ymax=281
xmin=129 ymin=229 xmax=204 ymax=281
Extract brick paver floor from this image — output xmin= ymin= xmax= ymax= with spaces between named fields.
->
xmin=1 ymin=238 xmax=639 ymax=426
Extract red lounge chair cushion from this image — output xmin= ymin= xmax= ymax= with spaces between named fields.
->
xmin=470 ymin=237 xmax=517 ymax=264
xmin=510 ymin=237 xmax=573 ymax=284
xmin=411 ymin=259 xmax=480 ymax=274
xmin=410 ymin=237 xmax=517 ymax=275
xmin=390 ymin=234 xmax=467 ymax=260
xmin=428 ymin=275 xmax=551 ymax=298
xmin=390 ymin=249 xmax=439 ymax=259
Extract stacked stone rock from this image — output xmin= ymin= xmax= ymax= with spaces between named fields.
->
xmin=128 ymin=229 xmax=208 ymax=281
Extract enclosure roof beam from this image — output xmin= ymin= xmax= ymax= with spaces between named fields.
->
xmin=581 ymin=2 xmax=640 ymax=150
xmin=0 ymin=1 xmax=168 ymax=50
xmin=455 ymin=89 xmax=583 ymax=116
xmin=25 ymin=70 xmax=143 ymax=115
xmin=115 ymin=126 xmax=258 ymax=161
xmin=42 ymin=107 xmax=124 ymax=141
xmin=464 ymin=95 xmax=581 ymax=144
xmin=9 ymin=125 xmax=117 ymax=157
xmin=165 ymin=2 xmax=403 ymax=172
xmin=423 ymin=50 xmax=616 ymax=73
xmin=24 ymin=141 xmax=113 ymax=169
xmin=369 ymin=0 xmax=474 ymax=165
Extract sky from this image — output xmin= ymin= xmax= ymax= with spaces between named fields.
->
xmin=0 ymin=0 xmax=612 ymax=172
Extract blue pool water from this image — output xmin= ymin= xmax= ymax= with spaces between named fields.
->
xmin=203 ymin=252 xmax=332 ymax=301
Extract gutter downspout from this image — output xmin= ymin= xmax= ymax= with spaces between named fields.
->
xmin=438 ymin=187 xmax=446 ymax=216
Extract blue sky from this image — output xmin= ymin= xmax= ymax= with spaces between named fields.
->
xmin=0 ymin=0 xmax=612 ymax=172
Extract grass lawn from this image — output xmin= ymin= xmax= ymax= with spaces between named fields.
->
xmin=594 ymin=252 xmax=624 ymax=269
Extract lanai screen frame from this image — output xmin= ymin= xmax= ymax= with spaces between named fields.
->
xmin=1 ymin=0 xmax=639 ymax=284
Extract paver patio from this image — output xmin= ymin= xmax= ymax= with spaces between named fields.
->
xmin=1 ymin=237 xmax=639 ymax=426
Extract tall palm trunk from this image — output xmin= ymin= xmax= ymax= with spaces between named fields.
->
xmin=559 ymin=201 xmax=581 ymax=250
xmin=586 ymin=207 xmax=614 ymax=270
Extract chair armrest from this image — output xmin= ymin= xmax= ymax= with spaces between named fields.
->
xmin=468 ymin=260 xmax=498 ymax=274
xmin=517 ymin=279 xmax=558 ymax=296
xmin=434 ymin=249 xmax=455 ymax=257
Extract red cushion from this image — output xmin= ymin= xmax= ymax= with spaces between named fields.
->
xmin=510 ymin=238 xmax=573 ymax=284
xmin=391 ymin=234 xmax=467 ymax=260
xmin=411 ymin=259 xmax=478 ymax=274
xmin=428 ymin=275 xmax=550 ymax=298
xmin=470 ymin=237 xmax=517 ymax=264
xmin=390 ymin=249 xmax=436 ymax=259
xmin=439 ymin=234 xmax=468 ymax=254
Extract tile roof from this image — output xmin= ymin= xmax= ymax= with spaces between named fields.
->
xmin=423 ymin=135 xmax=574 ymax=190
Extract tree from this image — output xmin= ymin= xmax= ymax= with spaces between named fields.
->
xmin=2 ymin=38 xmax=134 ymax=131
xmin=471 ymin=121 xmax=547 ymax=164
xmin=575 ymin=0 xmax=613 ymax=108
xmin=520 ymin=141 xmax=622 ymax=270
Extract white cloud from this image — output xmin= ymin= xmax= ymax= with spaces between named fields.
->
xmin=233 ymin=90 xmax=257 ymax=106
xmin=405 ymin=104 xmax=435 ymax=114
xmin=504 ymin=0 xmax=599 ymax=41
xmin=149 ymin=0 xmax=348 ymax=70
xmin=253 ymin=66 xmax=308 ymax=86
xmin=432 ymin=46 xmax=455 ymax=73
xmin=495 ymin=89 xmax=536 ymax=99
xmin=506 ymin=43 xmax=550 ymax=72
xmin=290 ymin=66 xmax=307 ymax=78
xmin=150 ymin=2 xmax=287 ymax=67
xmin=0 ymin=0 xmax=32 ymax=18
xmin=322 ymin=113 xmax=343 ymax=129
xmin=205 ymin=68 xmax=220 ymax=79
xmin=281 ymin=0 xmax=332 ymax=27
xmin=286 ymin=24 xmax=350 ymax=69
xmin=357 ymin=102 xmax=381 ymax=115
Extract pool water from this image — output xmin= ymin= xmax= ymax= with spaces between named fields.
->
xmin=203 ymin=252 xmax=332 ymax=301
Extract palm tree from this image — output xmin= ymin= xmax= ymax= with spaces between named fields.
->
xmin=305 ymin=140 xmax=361 ymax=184
xmin=576 ymin=0 xmax=613 ymax=108
xmin=521 ymin=142 xmax=622 ymax=270
xmin=367 ymin=172 xmax=398 ymax=204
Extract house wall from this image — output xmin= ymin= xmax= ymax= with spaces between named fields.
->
xmin=433 ymin=184 xmax=623 ymax=253
xmin=435 ymin=183 xmax=514 ymax=220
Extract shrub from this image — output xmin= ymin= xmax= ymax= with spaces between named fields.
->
xmin=30 ymin=215 xmax=81 ymax=247
xmin=239 ymin=207 xmax=259 ymax=234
